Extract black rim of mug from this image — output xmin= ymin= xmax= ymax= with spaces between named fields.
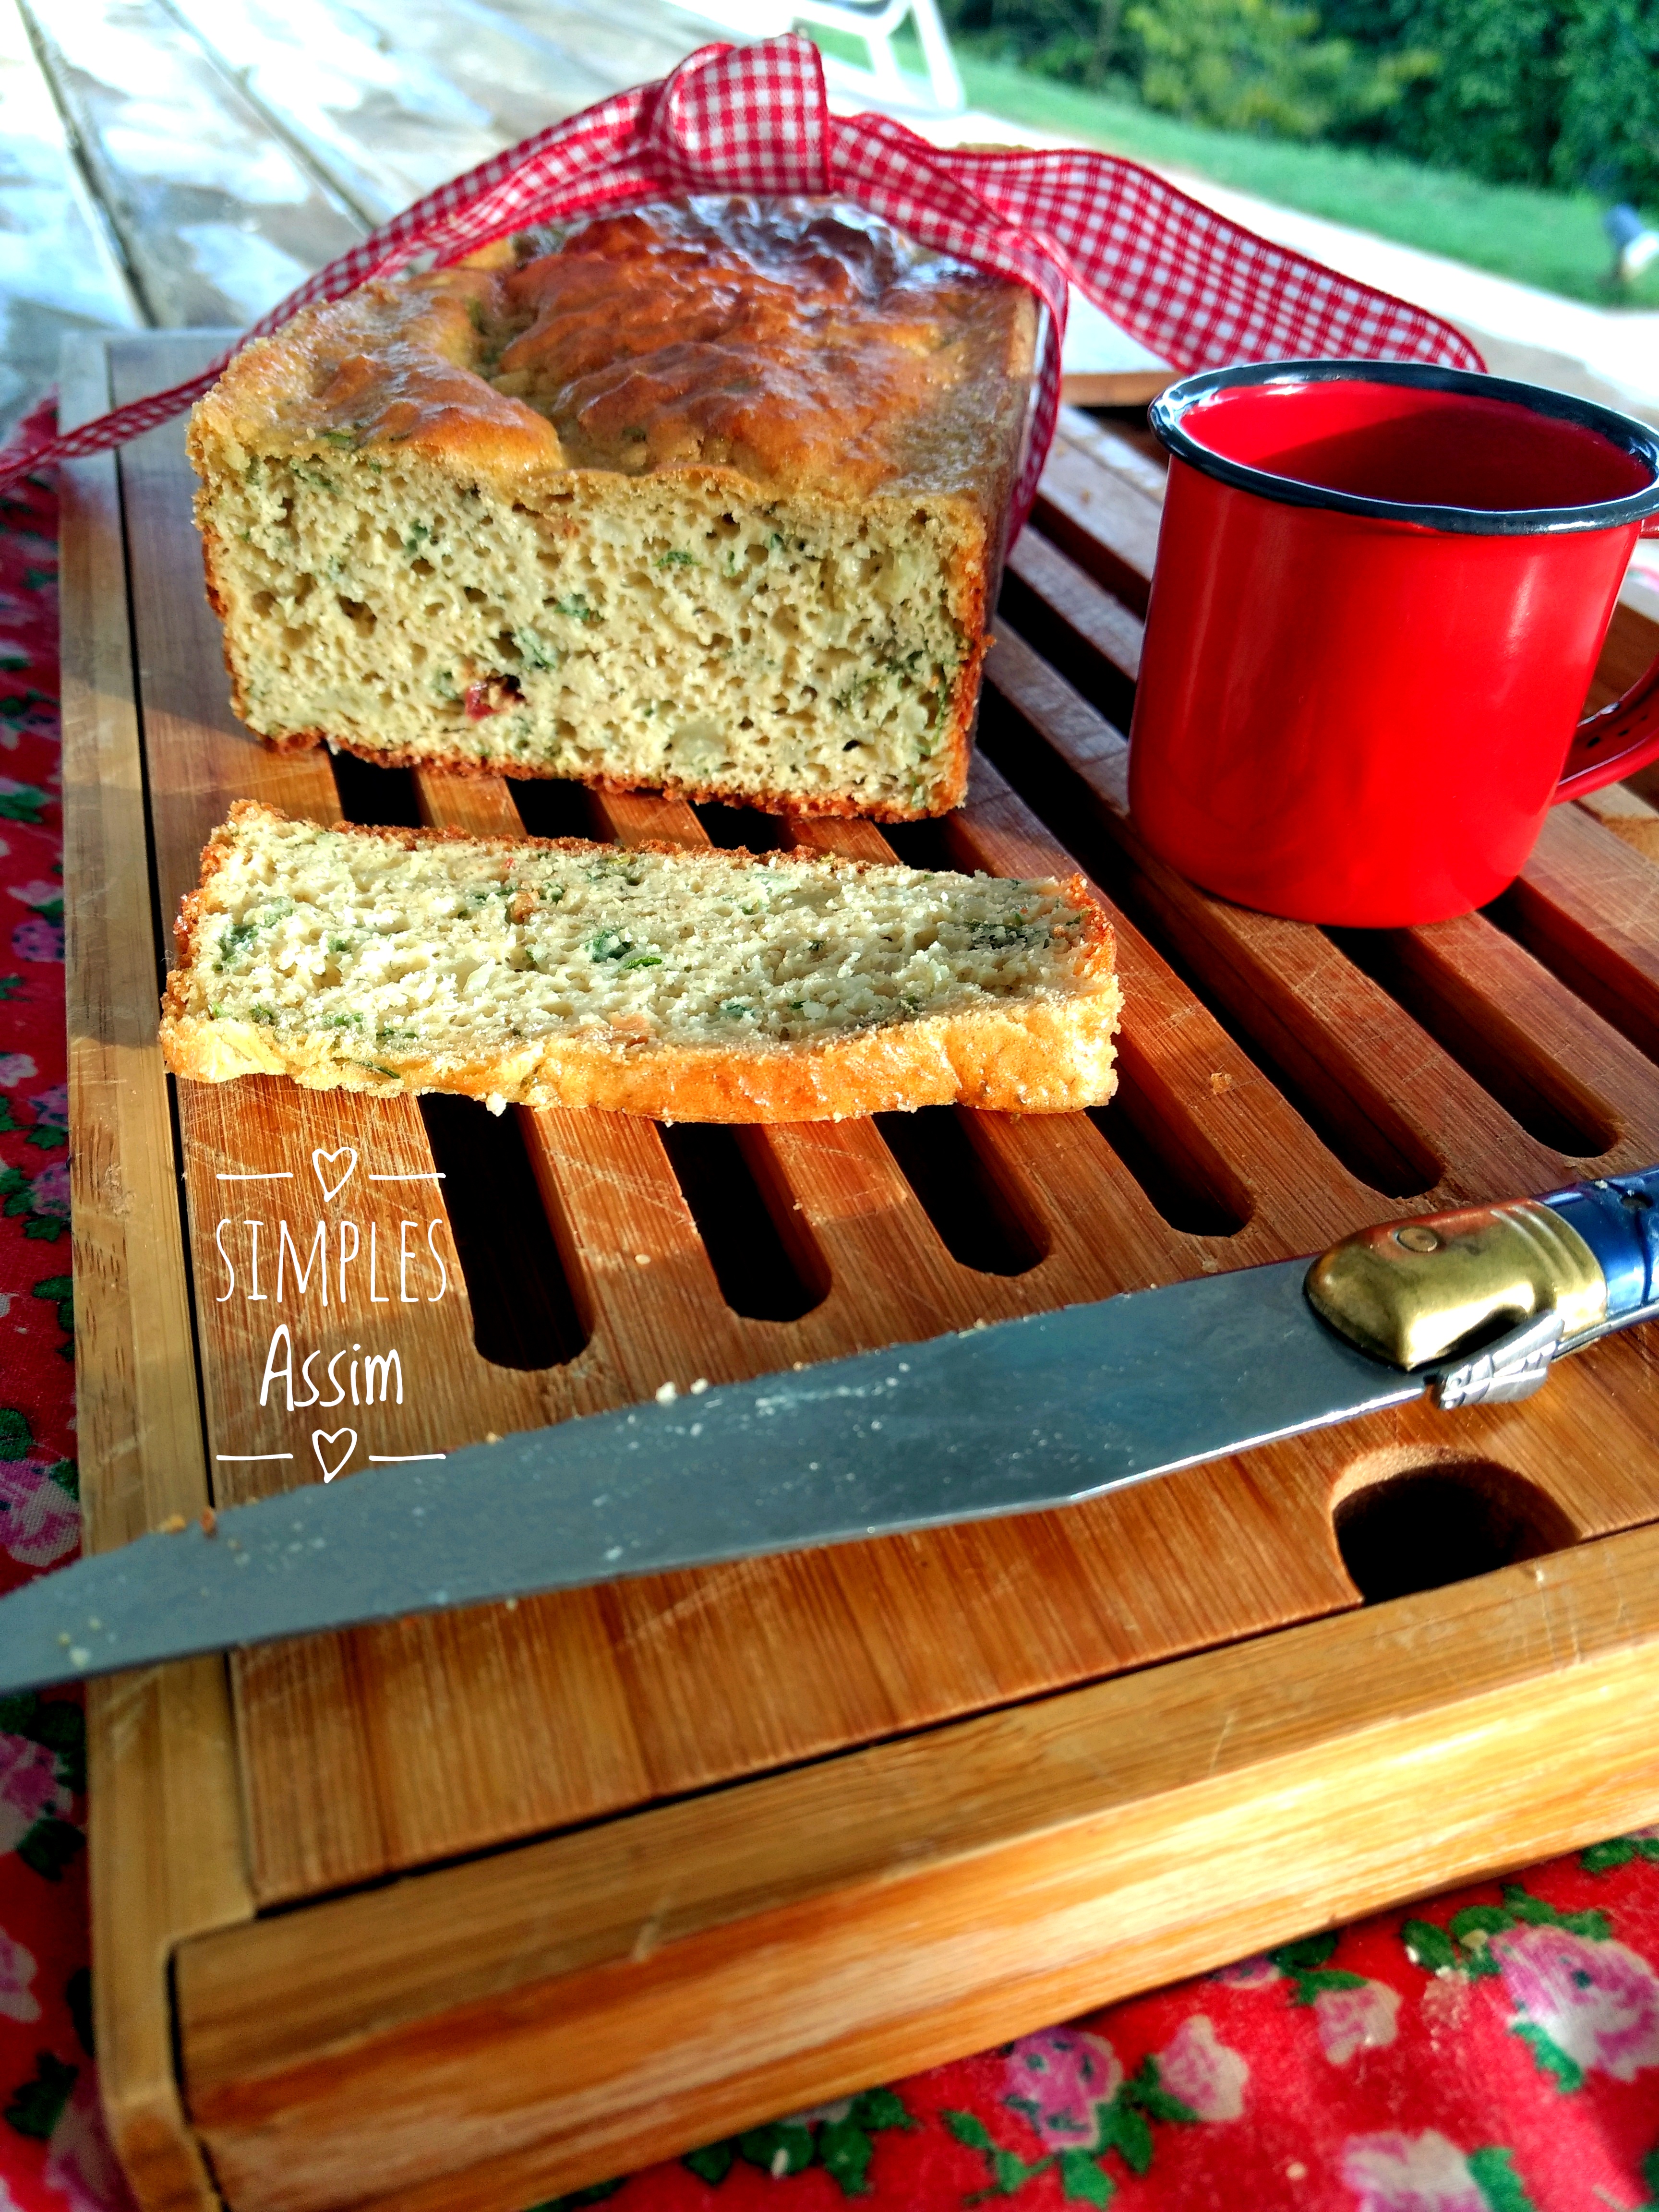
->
xmin=1149 ymin=358 xmax=1659 ymax=536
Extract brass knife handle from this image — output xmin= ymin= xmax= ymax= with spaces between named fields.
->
xmin=1305 ymin=1198 xmax=1607 ymax=1408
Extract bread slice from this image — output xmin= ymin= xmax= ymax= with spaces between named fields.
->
xmin=158 ymin=803 xmax=1120 ymax=1121
xmin=186 ymin=200 xmax=1036 ymax=822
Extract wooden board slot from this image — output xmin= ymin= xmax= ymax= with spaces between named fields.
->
xmin=1087 ymin=1045 xmax=1254 ymax=1238
xmin=694 ymin=800 xmax=788 ymax=852
xmin=418 ymin=1093 xmax=589 ymax=1368
xmin=657 ymin=1122 xmax=830 ymax=1321
xmin=871 ymin=816 xmax=958 ymax=873
xmin=974 ymin=662 xmax=1446 ymax=1200
xmin=1333 ymin=1459 xmax=1579 ymax=1602
xmin=328 ymin=746 xmax=425 ymax=828
xmin=1000 ymin=531 xmax=1140 ymax=730
xmin=1497 ymin=808 xmax=1659 ymax=1068
xmin=1029 ymin=443 xmax=1159 ymax=618
xmin=1328 ymin=922 xmax=1621 ymax=1161
xmin=872 ymin=1107 xmax=1048 ymax=1278
xmin=505 ymin=772 xmax=611 ymax=841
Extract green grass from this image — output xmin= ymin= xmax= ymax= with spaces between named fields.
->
xmin=953 ymin=49 xmax=1659 ymax=308
xmin=800 ymin=26 xmax=1659 ymax=309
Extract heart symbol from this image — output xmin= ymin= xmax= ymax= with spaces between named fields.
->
xmin=312 ymin=1429 xmax=357 ymax=1483
xmin=312 ymin=1147 xmax=357 ymax=1202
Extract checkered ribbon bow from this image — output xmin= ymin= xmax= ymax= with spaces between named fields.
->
xmin=4 ymin=32 xmax=1479 ymax=522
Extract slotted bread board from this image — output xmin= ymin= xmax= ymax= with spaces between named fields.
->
xmin=64 ymin=333 xmax=1659 ymax=2212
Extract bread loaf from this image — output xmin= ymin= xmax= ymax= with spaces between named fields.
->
xmin=188 ymin=200 xmax=1038 ymax=821
xmin=158 ymin=803 xmax=1120 ymax=1121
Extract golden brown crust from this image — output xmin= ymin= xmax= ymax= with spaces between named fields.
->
xmin=192 ymin=204 xmax=1035 ymax=505
xmin=158 ymin=992 xmax=1120 ymax=1120
xmin=159 ymin=804 xmax=1119 ymax=1120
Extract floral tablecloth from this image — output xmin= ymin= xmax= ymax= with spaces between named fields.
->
xmin=2 ymin=470 xmax=1659 ymax=2212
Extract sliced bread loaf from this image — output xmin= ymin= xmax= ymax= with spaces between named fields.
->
xmin=158 ymin=803 xmax=1120 ymax=1121
xmin=187 ymin=199 xmax=1036 ymax=821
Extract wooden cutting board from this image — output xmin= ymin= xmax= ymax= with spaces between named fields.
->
xmin=63 ymin=332 xmax=1659 ymax=2212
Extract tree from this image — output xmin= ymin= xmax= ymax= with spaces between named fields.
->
xmin=1127 ymin=0 xmax=1425 ymax=136
xmin=1555 ymin=0 xmax=1659 ymax=202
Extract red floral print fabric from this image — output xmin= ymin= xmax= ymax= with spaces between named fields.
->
xmin=0 ymin=466 xmax=138 ymax=2211
xmin=544 ymin=1856 xmax=1659 ymax=2212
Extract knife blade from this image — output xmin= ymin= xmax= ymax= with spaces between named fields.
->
xmin=4 ymin=1166 xmax=1656 ymax=1694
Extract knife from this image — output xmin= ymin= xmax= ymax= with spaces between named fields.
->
xmin=4 ymin=1167 xmax=1656 ymax=1695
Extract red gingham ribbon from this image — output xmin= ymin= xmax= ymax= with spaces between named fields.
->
xmin=9 ymin=33 xmax=1479 ymax=526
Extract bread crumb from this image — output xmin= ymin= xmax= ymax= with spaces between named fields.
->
xmin=1210 ymin=1070 xmax=1234 ymax=1094
xmin=156 ymin=1513 xmax=188 ymax=1534
xmin=690 ymin=1377 xmax=709 ymax=1394
xmin=634 ymin=1252 xmax=651 ymax=1266
xmin=656 ymin=1381 xmax=678 ymax=1404
xmin=199 ymin=1506 xmax=217 ymax=1536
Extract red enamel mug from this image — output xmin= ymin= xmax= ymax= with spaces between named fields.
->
xmin=1128 ymin=361 xmax=1659 ymax=926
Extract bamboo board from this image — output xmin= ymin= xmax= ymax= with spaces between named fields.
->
xmin=63 ymin=332 xmax=1659 ymax=2212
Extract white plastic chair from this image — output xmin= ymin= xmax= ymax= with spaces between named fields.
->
xmin=667 ymin=0 xmax=966 ymax=114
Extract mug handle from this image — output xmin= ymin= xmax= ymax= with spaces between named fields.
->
xmin=1556 ymin=521 xmax=1659 ymax=803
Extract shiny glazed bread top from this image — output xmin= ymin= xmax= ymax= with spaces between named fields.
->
xmin=204 ymin=198 xmax=1037 ymax=507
